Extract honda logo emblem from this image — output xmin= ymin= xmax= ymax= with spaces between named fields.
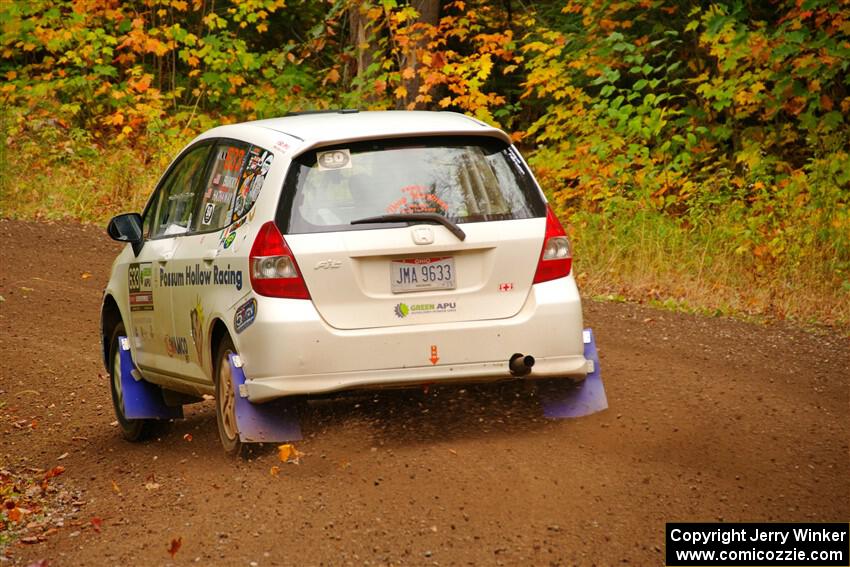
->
xmin=412 ymin=226 xmax=434 ymax=245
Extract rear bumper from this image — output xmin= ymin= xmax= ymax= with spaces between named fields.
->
xmin=236 ymin=276 xmax=587 ymax=401
xmin=244 ymin=355 xmax=590 ymax=400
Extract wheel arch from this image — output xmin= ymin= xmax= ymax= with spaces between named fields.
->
xmin=101 ymin=294 xmax=124 ymax=371
xmin=208 ymin=317 xmax=232 ymax=377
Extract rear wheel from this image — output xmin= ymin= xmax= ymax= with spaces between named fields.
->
xmin=214 ymin=335 xmax=244 ymax=456
xmin=108 ymin=322 xmax=161 ymax=441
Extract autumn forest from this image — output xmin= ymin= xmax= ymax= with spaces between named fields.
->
xmin=1 ymin=0 xmax=848 ymax=326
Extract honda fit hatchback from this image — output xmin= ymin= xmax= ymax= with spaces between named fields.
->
xmin=103 ymin=110 xmax=590 ymax=454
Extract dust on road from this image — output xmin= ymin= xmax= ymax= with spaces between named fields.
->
xmin=1 ymin=219 xmax=848 ymax=566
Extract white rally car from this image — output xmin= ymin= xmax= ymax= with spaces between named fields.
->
xmin=103 ymin=110 xmax=591 ymax=454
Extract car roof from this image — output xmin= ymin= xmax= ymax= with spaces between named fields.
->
xmin=240 ymin=110 xmax=512 ymax=152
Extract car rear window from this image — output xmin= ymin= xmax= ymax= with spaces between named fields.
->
xmin=277 ymin=136 xmax=546 ymax=234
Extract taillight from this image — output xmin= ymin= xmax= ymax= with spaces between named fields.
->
xmin=249 ymin=221 xmax=310 ymax=299
xmin=533 ymin=205 xmax=572 ymax=284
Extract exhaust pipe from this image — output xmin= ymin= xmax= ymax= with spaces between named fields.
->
xmin=509 ymin=353 xmax=535 ymax=377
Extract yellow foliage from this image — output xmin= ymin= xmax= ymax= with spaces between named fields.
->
xmin=324 ymin=68 xmax=340 ymax=84
xmin=104 ymin=112 xmax=125 ymax=126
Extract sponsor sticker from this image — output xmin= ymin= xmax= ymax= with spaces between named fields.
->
xmin=128 ymin=262 xmax=154 ymax=311
xmin=506 ymin=147 xmax=527 ymax=175
xmin=165 ymin=336 xmax=189 ymax=361
xmin=394 ymin=301 xmax=456 ymax=318
xmin=386 ymin=185 xmax=449 ymax=215
xmin=202 ymin=203 xmax=215 ymax=225
xmin=159 ymin=264 xmax=243 ymax=291
xmin=234 ymin=298 xmax=257 ymax=334
xmin=219 ymin=217 xmax=245 ymax=249
xmin=189 ymin=297 xmax=205 ymax=366
xmin=130 ymin=314 xmax=154 ymax=349
xmin=317 ymin=149 xmax=351 ymax=171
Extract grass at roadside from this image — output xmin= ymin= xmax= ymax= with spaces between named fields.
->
xmin=569 ymin=206 xmax=849 ymax=330
xmin=0 ymin=136 xmax=181 ymax=223
xmin=1 ymin=138 xmax=847 ymax=331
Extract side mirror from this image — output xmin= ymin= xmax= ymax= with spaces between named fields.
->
xmin=107 ymin=213 xmax=144 ymax=256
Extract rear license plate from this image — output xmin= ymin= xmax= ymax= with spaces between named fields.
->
xmin=391 ymin=257 xmax=456 ymax=293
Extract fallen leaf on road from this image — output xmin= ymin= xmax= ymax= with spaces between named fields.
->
xmin=25 ymin=560 xmax=49 ymax=567
xmin=167 ymin=537 xmax=182 ymax=558
xmin=42 ymin=466 xmax=65 ymax=488
xmin=111 ymin=480 xmax=122 ymax=496
xmin=20 ymin=536 xmax=40 ymax=544
xmin=44 ymin=465 xmax=65 ymax=478
xmin=57 ymin=452 xmax=68 ymax=460
xmin=21 ymin=287 xmax=34 ymax=292
xmin=183 ymin=433 xmax=193 ymax=442
xmin=81 ymin=272 xmax=92 ymax=280
xmin=278 ymin=443 xmax=304 ymax=464
xmin=269 ymin=466 xmax=280 ymax=477
xmin=5 ymin=504 xmax=22 ymax=522
xmin=448 ymin=449 xmax=457 ymax=456
xmin=90 ymin=517 xmax=102 ymax=533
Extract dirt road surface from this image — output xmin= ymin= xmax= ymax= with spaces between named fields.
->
xmin=1 ymin=219 xmax=848 ymax=566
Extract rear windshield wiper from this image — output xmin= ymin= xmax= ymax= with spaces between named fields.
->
xmin=351 ymin=213 xmax=466 ymax=241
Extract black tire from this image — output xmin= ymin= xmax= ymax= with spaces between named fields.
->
xmin=214 ymin=334 xmax=245 ymax=456
xmin=108 ymin=322 xmax=162 ymax=441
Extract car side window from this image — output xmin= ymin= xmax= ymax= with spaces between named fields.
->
xmin=149 ymin=144 xmax=211 ymax=239
xmin=232 ymin=145 xmax=274 ymax=221
xmin=192 ymin=142 xmax=249 ymax=232
xmin=142 ymin=189 xmax=161 ymax=239
xmin=192 ymin=142 xmax=274 ymax=232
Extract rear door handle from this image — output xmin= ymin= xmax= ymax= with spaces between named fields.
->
xmin=202 ymin=250 xmax=219 ymax=263
xmin=157 ymin=252 xmax=173 ymax=264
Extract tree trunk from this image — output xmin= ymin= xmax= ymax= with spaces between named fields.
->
xmin=400 ymin=0 xmax=440 ymax=109
xmin=349 ymin=1 xmax=374 ymax=84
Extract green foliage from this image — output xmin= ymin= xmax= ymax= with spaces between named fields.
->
xmin=1 ymin=0 xmax=848 ymax=326
xmin=519 ymin=0 xmax=850 ymax=326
